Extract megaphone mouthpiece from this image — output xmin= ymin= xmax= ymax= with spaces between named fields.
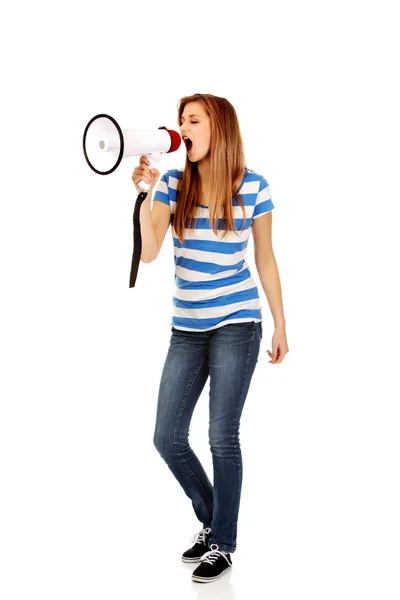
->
xmin=162 ymin=127 xmax=181 ymax=153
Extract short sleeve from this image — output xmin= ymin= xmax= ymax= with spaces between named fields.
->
xmin=153 ymin=171 xmax=170 ymax=207
xmin=252 ymin=175 xmax=274 ymax=220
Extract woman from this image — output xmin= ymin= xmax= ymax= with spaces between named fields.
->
xmin=132 ymin=93 xmax=289 ymax=583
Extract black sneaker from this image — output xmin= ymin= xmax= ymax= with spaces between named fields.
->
xmin=181 ymin=527 xmax=212 ymax=563
xmin=191 ymin=544 xmax=232 ymax=583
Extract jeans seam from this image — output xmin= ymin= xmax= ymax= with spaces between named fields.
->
xmin=230 ymin=327 xmax=256 ymax=547
xmin=173 ymin=351 xmax=214 ymax=513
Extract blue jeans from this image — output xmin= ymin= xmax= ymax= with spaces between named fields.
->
xmin=153 ymin=320 xmax=263 ymax=554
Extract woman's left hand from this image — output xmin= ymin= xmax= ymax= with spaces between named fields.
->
xmin=266 ymin=327 xmax=289 ymax=364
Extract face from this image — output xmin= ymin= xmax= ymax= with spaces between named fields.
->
xmin=179 ymin=102 xmax=211 ymax=164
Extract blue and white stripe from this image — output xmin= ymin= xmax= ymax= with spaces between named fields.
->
xmin=153 ymin=168 xmax=274 ymax=332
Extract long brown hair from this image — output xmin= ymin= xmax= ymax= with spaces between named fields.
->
xmin=173 ymin=93 xmax=247 ymax=244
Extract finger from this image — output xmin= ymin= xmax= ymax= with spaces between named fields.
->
xmin=140 ymin=167 xmax=153 ymax=180
xmin=137 ymin=170 xmax=152 ymax=183
xmin=267 ymin=349 xmax=279 ymax=363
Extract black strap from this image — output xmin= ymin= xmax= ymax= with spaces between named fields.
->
xmin=129 ymin=190 xmax=148 ymax=287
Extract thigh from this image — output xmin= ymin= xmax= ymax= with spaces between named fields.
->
xmin=208 ymin=321 xmax=262 ymax=428
xmin=154 ymin=328 xmax=210 ymax=445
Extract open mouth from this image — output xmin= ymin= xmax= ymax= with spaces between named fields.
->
xmin=183 ymin=137 xmax=193 ymax=152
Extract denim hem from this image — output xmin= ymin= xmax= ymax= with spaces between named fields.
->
xmin=209 ymin=541 xmax=235 ymax=554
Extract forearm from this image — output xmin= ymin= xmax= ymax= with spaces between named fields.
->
xmin=256 ymin=256 xmax=286 ymax=329
xmin=139 ymin=194 xmax=157 ymax=263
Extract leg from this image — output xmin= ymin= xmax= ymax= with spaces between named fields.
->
xmin=207 ymin=321 xmax=262 ymax=554
xmin=153 ymin=327 xmax=214 ymax=528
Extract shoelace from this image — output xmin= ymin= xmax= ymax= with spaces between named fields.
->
xmin=200 ymin=544 xmax=230 ymax=565
xmin=190 ymin=527 xmax=211 ymax=545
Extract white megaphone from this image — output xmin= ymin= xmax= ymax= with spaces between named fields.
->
xmin=82 ymin=113 xmax=182 ymax=191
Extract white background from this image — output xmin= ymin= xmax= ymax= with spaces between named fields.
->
xmin=1 ymin=1 xmax=399 ymax=598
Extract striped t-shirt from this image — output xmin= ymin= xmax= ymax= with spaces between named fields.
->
xmin=152 ymin=167 xmax=274 ymax=332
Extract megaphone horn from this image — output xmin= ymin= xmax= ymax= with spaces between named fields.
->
xmin=82 ymin=114 xmax=182 ymax=183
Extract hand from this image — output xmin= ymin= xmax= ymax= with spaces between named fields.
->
xmin=266 ymin=327 xmax=289 ymax=364
xmin=131 ymin=156 xmax=160 ymax=195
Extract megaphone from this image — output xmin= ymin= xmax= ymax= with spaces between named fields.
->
xmin=82 ymin=113 xmax=182 ymax=191
xmin=82 ymin=113 xmax=182 ymax=289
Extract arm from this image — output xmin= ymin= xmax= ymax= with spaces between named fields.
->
xmin=140 ymin=171 xmax=171 ymax=263
xmin=139 ymin=193 xmax=158 ymax=263
xmin=252 ymin=211 xmax=286 ymax=329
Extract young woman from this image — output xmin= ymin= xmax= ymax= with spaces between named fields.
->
xmin=132 ymin=93 xmax=289 ymax=583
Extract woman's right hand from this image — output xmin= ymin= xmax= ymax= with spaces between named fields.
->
xmin=131 ymin=156 xmax=160 ymax=195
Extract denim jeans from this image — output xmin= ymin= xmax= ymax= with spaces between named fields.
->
xmin=153 ymin=320 xmax=263 ymax=554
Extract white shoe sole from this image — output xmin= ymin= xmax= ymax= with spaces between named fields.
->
xmin=181 ymin=555 xmax=202 ymax=563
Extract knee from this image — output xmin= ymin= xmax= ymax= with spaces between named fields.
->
xmin=153 ymin=429 xmax=178 ymax=457
xmin=208 ymin=426 xmax=240 ymax=454
xmin=153 ymin=429 xmax=170 ymax=455
xmin=154 ymin=428 xmax=190 ymax=457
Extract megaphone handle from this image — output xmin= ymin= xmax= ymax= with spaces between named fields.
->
xmin=138 ymin=152 xmax=163 ymax=191
xmin=129 ymin=190 xmax=148 ymax=288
